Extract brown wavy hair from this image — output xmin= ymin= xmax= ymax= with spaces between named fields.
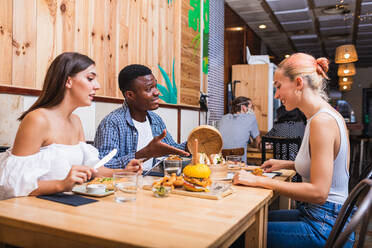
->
xmin=19 ymin=52 xmax=95 ymax=120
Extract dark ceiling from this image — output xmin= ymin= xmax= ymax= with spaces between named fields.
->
xmin=225 ymin=0 xmax=372 ymax=88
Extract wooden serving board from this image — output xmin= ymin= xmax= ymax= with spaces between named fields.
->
xmin=142 ymin=185 xmax=234 ymax=200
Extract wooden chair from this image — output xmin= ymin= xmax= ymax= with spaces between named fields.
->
xmin=221 ymin=148 xmax=245 ymax=157
xmin=261 ymin=136 xmax=302 ymax=164
xmin=325 ymin=179 xmax=372 ymax=248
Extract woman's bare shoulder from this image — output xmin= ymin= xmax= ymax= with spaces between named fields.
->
xmin=21 ymin=109 xmax=51 ymax=128
xmin=12 ymin=109 xmax=51 ymax=155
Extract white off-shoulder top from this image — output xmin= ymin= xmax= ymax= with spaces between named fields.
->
xmin=0 ymin=142 xmax=100 ymax=200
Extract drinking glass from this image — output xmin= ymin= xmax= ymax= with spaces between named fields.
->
xmin=113 ymin=172 xmax=138 ymax=203
xmin=226 ymin=155 xmax=242 ymax=169
xmin=163 ymin=160 xmax=182 ymax=176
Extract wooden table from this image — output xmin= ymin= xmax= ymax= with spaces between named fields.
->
xmin=244 ymin=166 xmax=296 ymax=209
xmin=0 ymin=185 xmax=273 ymax=248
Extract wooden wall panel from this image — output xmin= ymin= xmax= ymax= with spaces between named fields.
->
xmin=91 ymin=0 xmax=106 ymax=96
xmin=117 ymin=0 xmax=129 ymax=98
xmin=36 ymin=0 xmax=57 ymax=89
xmin=59 ymin=0 xmax=75 ymax=53
xmin=233 ymin=64 xmax=269 ymax=132
xmin=75 ymin=0 xmax=91 ymax=56
xmin=0 ymin=0 xmax=201 ymax=106
xmin=12 ymin=0 xmax=36 ymax=87
xmin=0 ymin=0 xmax=12 ymax=85
xmin=180 ymin=0 xmax=200 ymax=106
xmin=105 ymin=0 xmax=118 ymax=98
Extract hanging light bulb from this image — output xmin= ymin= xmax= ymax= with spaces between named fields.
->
xmin=339 ymin=81 xmax=352 ymax=91
xmin=339 ymin=76 xmax=353 ymax=84
xmin=338 ymin=63 xmax=356 ymax=76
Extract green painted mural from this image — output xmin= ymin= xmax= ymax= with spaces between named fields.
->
xmin=157 ymin=59 xmax=178 ymax=104
xmin=188 ymin=0 xmax=209 ymax=74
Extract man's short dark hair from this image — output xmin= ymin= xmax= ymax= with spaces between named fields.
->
xmin=118 ymin=64 xmax=152 ymax=95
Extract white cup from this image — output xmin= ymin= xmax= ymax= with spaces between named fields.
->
xmin=86 ymin=184 xmax=106 ymax=194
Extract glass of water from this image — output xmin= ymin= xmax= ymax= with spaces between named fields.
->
xmin=113 ymin=172 xmax=138 ymax=203
xmin=226 ymin=155 xmax=242 ymax=169
xmin=163 ymin=160 xmax=182 ymax=176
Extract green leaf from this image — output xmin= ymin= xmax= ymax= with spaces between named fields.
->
xmin=158 ymin=64 xmax=174 ymax=96
xmin=172 ymin=58 xmax=177 ymax=96
xmin=157 ymin=83 xmax=170 ymax=102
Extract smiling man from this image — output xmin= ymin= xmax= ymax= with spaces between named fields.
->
xmin=94 ymin=64 xmax=188 ymax=170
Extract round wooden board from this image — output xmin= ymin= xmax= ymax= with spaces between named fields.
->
xmin=187 ymin=125 xmax=223 ymax=155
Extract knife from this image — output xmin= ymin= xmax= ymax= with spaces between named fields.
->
xmin=143 ymin=157 xmax=167 ymax=176
xmin=94 ymin=149 xmax=117 ymax=169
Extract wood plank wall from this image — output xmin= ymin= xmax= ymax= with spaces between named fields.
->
xmin=180 ymin=0 xmax=200 ymax=106
xmin=0 ymin=0 xmax=200 ymax=106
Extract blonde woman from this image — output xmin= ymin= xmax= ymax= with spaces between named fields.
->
xmin=233 ymin=53 xmax=353 ymax=248
xmin=0 ymin=52 xmax=142 ymax=200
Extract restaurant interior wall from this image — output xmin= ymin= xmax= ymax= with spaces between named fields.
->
xmin=342 ymin=66 xmax=372 ymax=135
xmin=0 ymin=0 xmax=207 ymax=147
xmin=207 ymin=0 xmax=225 ymax=124
xmin=0 ymin=93 xmax=201 ymax=147
xmin=224 ymin=4 xmax=263 ymax=114
xmin=0 ymin=0 xmax=204 ymax=106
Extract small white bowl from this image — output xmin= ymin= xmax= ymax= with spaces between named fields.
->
xmin=86 ymin=184 xmax=106 ymax=194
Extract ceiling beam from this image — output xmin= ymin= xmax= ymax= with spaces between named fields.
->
xmin=260 ymin=0 xmax=297 ymax=53
xmin=352 ymin=0 xmax=362 ymax=44
xmin=307 ymin=0 xmax=329 ymax=59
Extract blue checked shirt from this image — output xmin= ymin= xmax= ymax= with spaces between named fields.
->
xmin=94 ymin=103 xmax=186 ymax=169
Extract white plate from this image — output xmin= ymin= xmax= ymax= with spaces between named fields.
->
xmin=72 ymin=185 xmax=114 ymax=197
xmin=226 ymin=171 xmax=280 ymax=180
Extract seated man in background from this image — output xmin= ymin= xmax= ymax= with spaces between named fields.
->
xmin=94 ymin=64 xmax=188 ymax=171
xmin=217 ymin=96 xmax=260 ymax=163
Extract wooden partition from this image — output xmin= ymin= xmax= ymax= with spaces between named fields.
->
xmin=232 ymin=64 xmax=270 ymax=132
xmin=0 ymin=0 xmax=202 ymax=106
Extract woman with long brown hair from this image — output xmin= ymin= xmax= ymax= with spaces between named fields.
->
xmin=0 ymin=52 xmax=141 ymax=199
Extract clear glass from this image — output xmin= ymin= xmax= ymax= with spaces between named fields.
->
xmin=113 ymin=172 xmax=138 ymax=203
xmin=209 ymin=163 xmax=228 ymax=180
xmin=163 ymin=160 xmax=182 ymax=176
xmin=226 ymin=155 xmax=242 ymax=169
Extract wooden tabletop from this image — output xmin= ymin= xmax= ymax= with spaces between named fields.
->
xmin=0 ymin=184 xmax=274 ymax=248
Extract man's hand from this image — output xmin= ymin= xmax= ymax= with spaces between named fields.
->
xmin=136 ymin=130 xmax=189 ymax=159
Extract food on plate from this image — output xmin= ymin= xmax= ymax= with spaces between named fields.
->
xmin=152 ymin=173 xmax=183 ymax=189
xmin=87 ymin=177 xmax=114 ymax=190
xmin=251 ymin=168 xmax=265 ymax=176
xmin=198 ymin=152 xmax=210 ymax=164
xmin=167 ymin=154 xmax=182 ymax=161
xmin=183 ymin=163 xmax=212 ymax=192
xmin=209 ymin=153 xmax=225 ymax=165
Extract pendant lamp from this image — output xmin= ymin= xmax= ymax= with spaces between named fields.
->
xmin=337 ymin=63 xmax=356 ymax=76
xmin=335 ymin=44 xmax=358 ymax=64
xmin=339 ymin=81 xmax=352 ymax=91
xmin=339 ymin=76 xmax=353 ymax=84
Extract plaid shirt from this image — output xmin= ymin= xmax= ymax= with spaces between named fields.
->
xmin=94 ymin=103 xmax=186 ymax=169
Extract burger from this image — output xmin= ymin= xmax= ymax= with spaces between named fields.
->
xmin=182 ymin=163 xmax=212 ymax=192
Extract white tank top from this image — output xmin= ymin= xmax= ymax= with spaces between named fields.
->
xmin=295 ymin=108 xmax=349 ymax=204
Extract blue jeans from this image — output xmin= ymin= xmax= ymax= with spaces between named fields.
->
xmin=267 ymin=201 xmax=354 ymax=248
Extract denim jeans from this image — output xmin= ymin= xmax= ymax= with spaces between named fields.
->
xmin=267 ymin=201 xmax=354 ymax=248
